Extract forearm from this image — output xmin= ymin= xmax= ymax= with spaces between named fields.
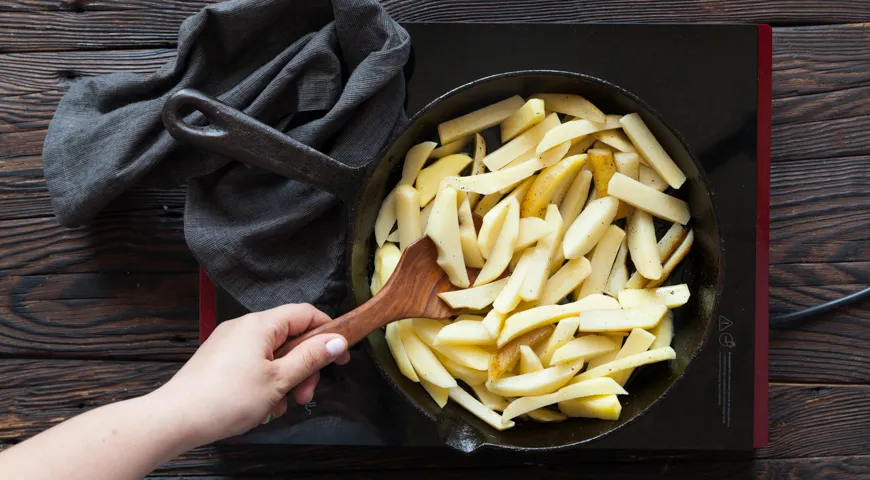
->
xmin=0 ymin=390 xmax=205 ymax=480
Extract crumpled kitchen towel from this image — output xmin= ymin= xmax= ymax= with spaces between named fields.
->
xmin=43 ymin=0 xmax=410 ymax=315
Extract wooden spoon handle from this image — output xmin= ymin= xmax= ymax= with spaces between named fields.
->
xmin=273 ymin=293 xmax=401 ymax=358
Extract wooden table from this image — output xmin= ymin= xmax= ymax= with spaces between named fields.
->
xmin=1 ymin=1 xmax=869 ymax=478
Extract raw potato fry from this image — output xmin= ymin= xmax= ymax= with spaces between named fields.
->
xmin=385 ymin=322 xmax=419 ymax=382
xmin=416 ymin=154 xmax=473 ymax=207
xmin=430 ymin=136 xmax=472 ymax=159
xmin=537 ymin=316 xmax=581 ymax=366
xmin=639 ymin=164 xmax=668 ymax=192
xmin=515 ymin=217 xmax=552 ymax=251
xmin=614 ymin=152 xmax=641 ymax=180
xmin=385 ymin=229 xmax=400 ymax=243
xmin=484 ymin=113 xmax=561 ymax=171
xmin=562 ymin=196 xmax=619 ymax=259
xmin=647 ymin=229 xmax=694 ymax=288
xmin=398 ymin=320 xmax=456 ymax=388
xmin=609 ymin=328 xmax=656 ymax=385
xmin=536 ymin=119 xmax=610 ymax=155
xmin=493 ymin=248 xmax=535 ymax=314
xmin=443 ymin=141 xmax=569 ymax=195
xmin=395 ymin=185 xmax=422 ymax=251
xmin=476 ymin=198 xmax=520 ymax=286
xmin=467 ymin=134 xmax=488 ymax=207
xmin=501 ymin=98 xmax=546 ymax=142
xmin=374 ymin=191 xmax=399 ymax=247
xmin=435 ymin=319 xmax=495 ymax=346
xmin=482 ymin=309 xmax=508 ymax=338
xmin=521 ymin=154 xmax=587 ymax=218
xmin=519 ymin=345 xmax=545 ymax=374
xmin=603 ymin=239 xmax=629 ymax=297
xmin=649 ymin=311 xmax=675 ymax=349
xmin=586 ymin=350 xmax=619 ymax=370
xmin=488 ymin=325 xmax=553 ymax=381
xmin=592 ymin=140 xmax=612 ymax=152
xmin=420 ymin=201 xmax=435 ymax=232
xmin=521 ymin=206 xmax=564 ymax=302
xmin=620 ymin=113 xmax=687 ymax=189
xmin=538 ymin=257 xmax=592 ymax=306
xmin=602 ymin=115 xmax=623 ymax=130
xmin=471 ymin=384 xmax=510 ymax=411
xmin=502 ymin=377 xmax=627 ymax=422
xmin=374 ymin=141 xmax=438 ymax=245
xmin=486 ymin=360 xmax=583 ymax=397
xmin=439 ymin=277 xmax=510 ymax=310
xmin=558 ymin=169 xmax=593 ymax=227
xmin=617 ymin=284 xmax=691 ymax=309
xmin=588 ymin=149 xmax=617 ymax=199
xmin=498 ymin=294 xmax=621 ymax=347
xmin=577 ymin=304 xmax=667 ymax=332
xmin=624 ymin=223 xmax=686 ymax=289
xmin=505 ymin=175 xmax=536 ymax=204
xmin=478 ymin=196 xmax=512 ymax=258
xmin=421 ymin=379 xmax=449 ymax=408
xmin=551 ymin=334 xmax=620 ymax=365
xmin=526 ymin=409 xmax=568 ymax=422
xmin=413 ymin=318 xmax=491 ymax=370
xmin=559 ymin=394 xmax=622 ymax=420
xmin=608 ymin=173 xmax=691 ymax=224
xmin=375 ymin=243 xmax=402 ymax=286
xmin=531 ymin=93 xmax=606 ymax=123
xmin=438 ymin=96 xmax=525 ymax=144
xmin=576 ymin=225 xmax=626 ymax=299
xmin=457 ymin=196 xmax=485 ymax=268
xmin=425 ymin=186 xmax=470 ymax=288
xmin=573 ymin=346 xmax=676 ymax=383
xmin=439 ymin=354 xmax=488 ymax=386
xmin=448 ymin=386 xmax=516 ymax=431
xmin=596 ymin=129 xmax=636 ymax=153
xmin=503 ymin=146 xmax=538 ymax=170
xmin=627 ymin=209 xmax=663 ymax=281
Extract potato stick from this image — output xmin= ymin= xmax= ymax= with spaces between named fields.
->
xmin=627 ymin=209 xmax=663 ymax=281
xmin=586 ymin=350 xmax=619 ymax=370
xmin=526 ymin=408 xmax=568 ymax=422
xmin=482 ymin=309 xmax=508 ymax=338
xmin=375 ymin=243 xmax=402 ymax=286
xmin=438 ymin=95 xmax=525 ymax=144
xmin=483 ymin=113 xmax=561 ymax=171
xmin=449 ymin=386 xmax=516 ymax=431
xmin=608 ymin=173 xmax=690 ymax=224
xmin=465 ymin=134 xmax=488 ymax=208
xmin=609 ymin=328 xmax=656 ymax=386
xmin=537 ymin=119 xmax=610 ymax=155
xmin=567 ymin=134 xmax=598 ymax=154
xmin=385 ymin=229 xmax=400 ymax=243
xmin=443 ymin=141 xmax=569 ymax=195
xmin=425 ymin=186 xmax=469 ymax=287
xmin=419 ymin=201 xmax=435 ymax=232
xmin=558 ymin=393 xmax=622 ymax=420
xmin=430 ymin=136 xmax=471 ymax=159
xmin=470 ymin=383 xmax=509 ymax=411
xmin=420 ymin=379 xmax=448 ymax=408
xmin=493 ymin=248 xmax=535 ymax=314
xmin=416 ymin=153 xmax=473 ymax=207
xmin=639 ymin=164 xmax=668 ymax=192
xmin=617 ymin=284 xmax=690 ymax=309
xmin=395 ymin=185 xmax=422 ymax=251
xmin=573 ymin=346 xmax=676 ymax=382
xmin=521 ymin=205 xmax=564 ymax=301
xmin=562 ymin=196 xmax=619 ymax=259
xmin=486 ymin=360 xmax=583 ymax=397
xmin=577 ymin=304 xmax=667 ymax=332
xmin=531 ymin=93 xmax=606 ymax=123
xmin=588 ymin=149 xmax=617 ymax=199
xmin=515 ymin=217 xmax=551 ymax=251
xmin=518 ymin=345 xmax=545 ymax=374
xmin=498 ymin=294 xmax=620 ymax=347
xmin=385 ymin=322 xmax=419 ymax=382
xmin=435 ymin=319 xmax=495 ymax=346
xmin=538 ymin=257 xmax=592 ymax=306
xmin=595 ymin=129 xmax=636 ymax=153
xmin=647 ymin=229 xmax=694 ymax=288
xmin=604 ymin=239 xmax=629 ymax=297
xmin=521 ymin=154 xmax=587 ymax=218
xmin=537 ymin=316 xmax=581 ymax=366
xmin=576 ymin=225 xmax=625 ymax=299
xmin=374 ymin=190 xmax=398 ymax=247
xmin=550 ymin=334 xmax=620 ymax=365
xmin=502 ymin=377 xmax=627 ymax=422
xmin=501 ymin=98 xmax=546 ymax=142
xmin=438 ymin=277 xmax=510 ymax=310
xmin=488 ymin=325 xmax=553 ymax=381
xmin=649 ymin=311 xmax=675 ymax=349
xmin=398 ymin=320 xmax=456 ymax=388
xmin=457 ymin=196 xmax=485 ymax=268
xmin=476 ymin=198 xmax=520 ymax=286
xmin=438 ymin=353 xmax=488 ymax=386
xmin=614 ymin=152 xmax=641 ymax=180
xmin=558 ymin=169 xmax=593 ymax=228
xmin=624 ymin=223 xmax=686 ymax=288
xmin=620 ymin=113 xmax=686 ymax=189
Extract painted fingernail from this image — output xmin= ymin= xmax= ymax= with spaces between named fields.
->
xmin=261 ymin=413 xmax=273 ymax=425
xmin=325 ymin=337 xmax=347 ymax=357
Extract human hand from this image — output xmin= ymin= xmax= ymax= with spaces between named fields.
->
xmin=151 ymin=304 xmax=350 ymax=446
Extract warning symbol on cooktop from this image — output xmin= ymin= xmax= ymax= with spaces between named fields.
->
xmin=718 ymin=315 xmax=733 ymax=332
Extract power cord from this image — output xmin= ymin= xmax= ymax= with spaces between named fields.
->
xmin=769 ymin=285 xmax=870 ymax=328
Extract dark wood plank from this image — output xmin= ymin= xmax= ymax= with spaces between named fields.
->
xmin=0 ymin=0 xmax=216 ymax=11
xmin=0 ymin=360 xmax=868 ymax=467
xmin=146 ymin=456 xmax=870 ymax=479
xmin=382 ymin=1 xmax=870 ymax=25
xmin=772 ymin=115 xmax=870 ymax=162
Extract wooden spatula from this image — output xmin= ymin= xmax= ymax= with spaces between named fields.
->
xmin=274 ymin=237 xmax=472 ymax=358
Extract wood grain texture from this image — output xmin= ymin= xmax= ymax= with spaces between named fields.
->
xmin=0 ymin=0 xmax=217 ymax=11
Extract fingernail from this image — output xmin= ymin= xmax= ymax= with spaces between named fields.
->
xmin=325 ymin=337 xmax=347 ymax=357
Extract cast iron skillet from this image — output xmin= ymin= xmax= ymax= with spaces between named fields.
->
xmin=162 ymin=70 xmax=722 ymax=453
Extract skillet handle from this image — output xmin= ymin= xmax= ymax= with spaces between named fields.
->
xmin=162 ymin=88 xmax=361 ymax=203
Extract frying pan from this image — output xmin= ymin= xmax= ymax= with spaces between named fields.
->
xmin=162 ymin=70 xmax=721 ymax=453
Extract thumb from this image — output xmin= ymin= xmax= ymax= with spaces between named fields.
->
xmin=274 ymin=334 xmax=347 ymax=391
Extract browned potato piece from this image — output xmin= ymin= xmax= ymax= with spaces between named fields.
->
xmin=488 ymin=325 xmax=554 ymax=382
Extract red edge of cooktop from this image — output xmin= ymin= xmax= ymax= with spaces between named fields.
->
xmin=197 ymin=26 xmax=775 ymax=447
xmin=754 ymin=24 xmax=772 ymax=449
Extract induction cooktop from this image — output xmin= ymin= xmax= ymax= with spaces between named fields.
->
xmin=199 ymin=23 xmax=770 ymax=452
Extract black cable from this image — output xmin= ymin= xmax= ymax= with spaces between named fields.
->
xmin=770 ymin=285 xmax=870 ymax=328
